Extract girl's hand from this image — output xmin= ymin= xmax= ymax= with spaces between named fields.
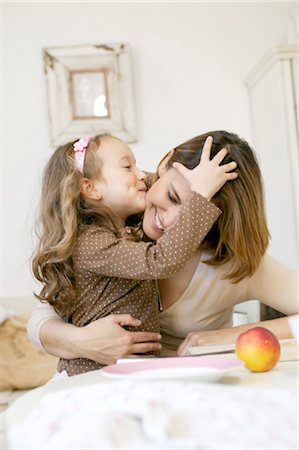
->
xmin=173 ymin=136 xmax=238 ymax=200
xmin=72 ymin=314 xmax=162 ymax=365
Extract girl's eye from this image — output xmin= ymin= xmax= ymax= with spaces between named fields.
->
xmin=168 ymin=191 xmax=178 ymax=204
xmin=124 ymin=166 xmax=132 ymax=170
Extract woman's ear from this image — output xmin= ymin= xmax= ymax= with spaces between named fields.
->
xmin=157 ymin=149 xmax=174 ymax=177
xmin=81 ymin=178 xmax=102 ymax=200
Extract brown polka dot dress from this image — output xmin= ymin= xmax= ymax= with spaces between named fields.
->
xmin=55 ymin=192 xmax=221 ymax=375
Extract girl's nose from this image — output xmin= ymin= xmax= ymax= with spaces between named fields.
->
xmin=136 ymin=167 xmax=146 ymax=180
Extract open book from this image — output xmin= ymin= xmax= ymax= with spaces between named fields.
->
xmin=188 ymin=339 xmax=298 ymax=361
xmin=188 ymin=343 xmax=235 ymax=356
xmin=117 ymin=339 xmax=298 ymax=364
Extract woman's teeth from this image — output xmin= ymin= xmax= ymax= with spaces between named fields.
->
xmin=155 ymin=211 xmax=164 ymax=231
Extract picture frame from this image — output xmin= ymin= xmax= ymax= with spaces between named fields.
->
xmin=43 ymin=43 xmax=137 ymax=147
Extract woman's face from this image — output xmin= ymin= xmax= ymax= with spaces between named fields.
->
xmin=142 ymin=168 xmax=191 ymax=240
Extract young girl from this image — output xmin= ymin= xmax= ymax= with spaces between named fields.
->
xmin=32 ymin=134 xmax=237 ymax=376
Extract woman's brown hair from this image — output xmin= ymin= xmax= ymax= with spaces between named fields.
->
xmin=162 ymin=131 xmax=270 ymax=282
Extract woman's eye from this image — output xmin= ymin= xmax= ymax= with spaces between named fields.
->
xmin=168 ymin=191 xmax=178 ymax=204
xmin=124 ymin=166 xmax=132 ymax=170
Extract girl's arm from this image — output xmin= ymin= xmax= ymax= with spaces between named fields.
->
xmin=27 ymin=303 xmax=162 ymax=364
xmin=77 ymin=192 xmax=221 ymax=280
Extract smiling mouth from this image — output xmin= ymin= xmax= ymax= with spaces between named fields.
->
xmin=154 ymin=210 xmax=165 ymax=232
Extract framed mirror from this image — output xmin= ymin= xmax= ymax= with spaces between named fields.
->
xmin=43 ymin=43 xmax=137 ymax=146
xmin=70 ymin=69 xmax=110 ymax=119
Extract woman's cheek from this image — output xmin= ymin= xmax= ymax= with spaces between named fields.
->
xmin=142 ymin=210 xmax=155 ymax=239
xmin=165 ymin=206 xmax=181 ymax=229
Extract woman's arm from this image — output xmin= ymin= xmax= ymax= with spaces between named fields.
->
xmin=246 ymin=254 xmax=298 ymax=315
xmin=177 ymin=315 xmax=296 ymax=356
xmin=28 ymin=303 xmax=162 ymax=365
xmin=178 ymin=254 xmax=298 ymax=356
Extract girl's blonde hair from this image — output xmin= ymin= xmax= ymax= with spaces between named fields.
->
xmin=32 ymin=135 xmax=142 ymax=314
xmin=159 ymin=131 xmax=270 ymax=283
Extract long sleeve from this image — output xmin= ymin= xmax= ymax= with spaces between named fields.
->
xmin=75 ymin=192 xmax=221 ymax=280
xmin=27 ymin=302 xmax=63 ymax=351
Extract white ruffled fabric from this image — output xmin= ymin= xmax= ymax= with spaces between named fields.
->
xmin=7 ymin=380 xmax=297 ymax=449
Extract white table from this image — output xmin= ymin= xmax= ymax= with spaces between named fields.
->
xmin=4 ymin=357 xmax=298 ymax=450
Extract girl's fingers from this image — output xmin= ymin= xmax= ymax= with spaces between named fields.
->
xmin=226 ymin=172 xmax=238 ymax=180
xmin=211 ymin=147 xmax=228 ymax=165
xmin=222 ymin=161 xmax=238 ymax=172
xmin=200 ymin=136 xmax=213 ymax=162
xmin=172 ymin=161 xmax=189 ymax=176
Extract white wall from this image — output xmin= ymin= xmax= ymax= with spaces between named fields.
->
xmin=2 ymin=1 xmax=296 ymax=297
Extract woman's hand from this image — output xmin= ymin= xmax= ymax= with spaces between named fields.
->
xmin=70 ymin=314 xmax=162 ymax=365
xmin=177 ymin=328 xmax=239 ymax=356
xmin=177 ymin=316 xmax=295 ymax=356
xmin=173 ymin=136 xmax=238 ymax=200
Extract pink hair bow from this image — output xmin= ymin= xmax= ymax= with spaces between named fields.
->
xmin=73 ymin=136 xmax=91 ymax=174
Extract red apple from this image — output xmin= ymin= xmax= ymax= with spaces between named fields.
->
xmin=235 ymin=326 xmax=280 ymax=372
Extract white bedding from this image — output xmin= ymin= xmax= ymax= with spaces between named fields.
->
xmin=7 ymin=379 xmax=297 ymax=450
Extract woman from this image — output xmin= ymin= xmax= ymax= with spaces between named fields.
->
xmin=27 ymin=131 xmax=298 ymax=362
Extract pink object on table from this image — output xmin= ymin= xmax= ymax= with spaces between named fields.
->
xmin=102 ymin=355 xmax=242 ymax=376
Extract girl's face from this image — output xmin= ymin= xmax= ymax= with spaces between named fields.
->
xmin=143 ymin=168 xmax=191 ymax=240
xmin=94 ymin=137 xmax=147 ymax=223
